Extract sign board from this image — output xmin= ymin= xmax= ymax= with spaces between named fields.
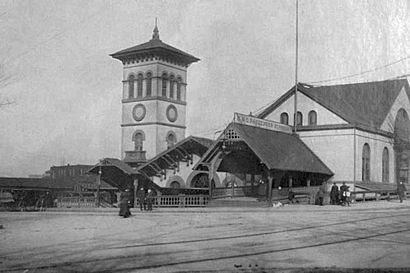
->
xmin=233 ymin=112 xmax=292 ymax=134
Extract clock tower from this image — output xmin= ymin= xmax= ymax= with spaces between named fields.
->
xmin=111 ymin=25 xmax=199 ymax=165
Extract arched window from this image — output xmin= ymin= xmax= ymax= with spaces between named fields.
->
xmin=382 ymin=147 xmax=389 ymax=183
xmin=146 ymin=72 xmax=152 ymax=97
xmin=280 ymin=112 xmax=289 ymax=125
xmin=176 ymin=77 xmax=182 ymax=100
xmin=169 ymin=75 xmax=175 ymax=99
xmin=166 ymin=132 xmax=177 ymax=149
xmin=137 ymin=73 xmax=143 ymax=97
xmin=133 ymin=131 xmax=145 ymax=151
xmin=362 ymin=143 xmax=371 ymax=181
xmin=308 ymin=110 xmax=317 ymax=125
xmin=128 ymin=75 xmax=135 ymax=98
xmin=296 ymin=111 xmax=303 ymax=126
xmin=162 ymin=73 xmax=168 ymax=97
xmin=170 ymin=181 xmax=181 ymax=189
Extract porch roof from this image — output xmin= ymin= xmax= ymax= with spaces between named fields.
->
xmin=196 ymin=123 xmax=333 ymax=176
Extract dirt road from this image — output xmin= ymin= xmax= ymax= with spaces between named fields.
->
xmin=1 ymin=201 xmax=410 ymax=272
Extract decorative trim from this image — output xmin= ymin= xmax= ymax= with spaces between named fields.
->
xmin=121 ymin=122 xmax=186 ymax=129
xmin=166 ymin=104 xmax=178 ymax=122
xmin=132 ymin=104 xmax=146 ymax=121
xmin=296 ymin=123 xmax=393 ymax=138
xmin=122 ymin=96 xmax=186 ymax=105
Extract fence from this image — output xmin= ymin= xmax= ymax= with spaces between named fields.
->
xmin=351 ymin=190 xmax=407 ymax=202
xmin=139 ymin=195 xmax=209 ymax=207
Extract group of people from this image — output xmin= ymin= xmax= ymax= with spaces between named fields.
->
xmin=118 ymin=187 xmax=155 ymax=218
xmin=330 ymin=182 xmax=351 ymax=206
xmin=136 ymin=187 xmax=155 ymax=212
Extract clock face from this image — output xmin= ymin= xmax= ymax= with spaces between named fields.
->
xmin=132 ymin=104 xmax=146 ymax=121
xmin=166 ymin=105 xmax=178 ymax=122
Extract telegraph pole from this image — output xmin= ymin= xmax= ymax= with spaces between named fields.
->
xmin=294 ymin=0 xmax=299 ymax=133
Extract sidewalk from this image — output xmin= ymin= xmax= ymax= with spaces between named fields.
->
xmin=41 ymin=199 xmax=410 ymax=214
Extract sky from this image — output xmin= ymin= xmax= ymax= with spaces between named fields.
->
xmin=0 ymin=0 xmax=409 ymax=177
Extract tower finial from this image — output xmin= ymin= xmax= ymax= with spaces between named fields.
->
xmin=152 ymin=18 xmax=160 ymax=40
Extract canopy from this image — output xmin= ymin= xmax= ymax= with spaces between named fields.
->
xmin=196 ymin=123 xmax=333 ymax=177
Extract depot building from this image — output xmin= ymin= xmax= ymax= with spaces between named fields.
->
xmin=90 ymin=25 xmax=410 ymax=198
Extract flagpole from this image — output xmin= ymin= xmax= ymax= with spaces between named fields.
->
xmin=294 ymin=0 xmax=299 ymax=133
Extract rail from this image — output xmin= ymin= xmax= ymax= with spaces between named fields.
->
xmin=136 ymin=195 xmax=209 ymax=207
xmin=351 ymin=189 xmax=409 ymax=202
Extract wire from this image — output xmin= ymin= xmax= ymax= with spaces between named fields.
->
xmin=252 ymin=94 xmax=282 ymax=116
xmin=308 ymin=54 xmax=410 ymax=85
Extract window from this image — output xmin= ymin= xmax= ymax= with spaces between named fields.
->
xmin=169 ymin=75 xmax=175 ymax=99
xmin=382 ymin=147 xmax=389 ymax=183
xmin=162 ymin=73 xmax=168 ymax=97
xmin=308 ymin=110 xmax=317 ymax=125
xmin=137 ymin=73 xmax=143 ymax=97
xmin=296 ymin=111 xmax=303 ymax=126
xmin=128 ymin=75 xmax=135 ymax=98
xmin=170 ymin=181 xmax=181 ymax=189
xmin=176 ymin=77 xmax=182 ymax=100
xmin=280 ymin=112 xmax=289 ymax=125
xmin=146 ymin=72 xmax=152 ymax=96
xmin=133 ymin=131 xmax=145 ymax=151
xmin=166 ymin=132 xmax=177 ymax=149
xmin=362 ymin=143 xmax=371 ymax=181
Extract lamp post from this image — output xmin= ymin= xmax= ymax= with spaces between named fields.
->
xmin=96 ymin=166 xmax=101 ymax=207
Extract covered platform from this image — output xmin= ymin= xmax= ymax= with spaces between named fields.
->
xmin=195 ymin=113 xmax=334 ymax=203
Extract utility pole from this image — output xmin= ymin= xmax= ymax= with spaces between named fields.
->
xmin=294 ymin=0 xmax=299 ymax=133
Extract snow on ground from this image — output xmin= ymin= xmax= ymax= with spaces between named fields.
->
xmin=0 ymin=200 xmax=410 ymax=272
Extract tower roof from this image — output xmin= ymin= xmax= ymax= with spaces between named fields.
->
xmin=110 ymin=25 xmax=200 ymax=65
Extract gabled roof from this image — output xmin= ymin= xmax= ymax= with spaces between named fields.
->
xmin=258 ymin=79 xmax=410 ymax=130
xmin=0 ymin=176 xmax=115 ymax=191
xmin=196 ymin=123 xmax=333 ymax=176
xmin=136 ymin=135 xmax=214 ymax=177
xmin=88 ymin=158 xmax=139 ymax=176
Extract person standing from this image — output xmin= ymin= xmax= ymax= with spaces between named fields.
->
xmin=340 ymin=182 xmax=348 ymax=205
xmin=146 ymin=189 xmax=155 ymax=211
xmin=330 ymin=183 xmax=339 ymax=205
xmin=398 ymin=181 xmax=407 ymax=203
xmin=317 ymin=186 xmax=325 ymax=206
xmin=119 ymin=189 xmax=131 ymax=218
xmin=136 ymin=187 xmax=146 ymax=211
xmin=344 ymin=187 xmax=351 ymax=207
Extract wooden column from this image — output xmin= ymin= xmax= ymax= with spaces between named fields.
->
xmin=133 ymin=177 xmax=138 ymax=208
xmin=207 ymin=151 xmax=224 ymax=199
xmin=268 ymin=173 xmax=273 ymax=207
xmin=96 ymin=166 xmax=101 ymax=207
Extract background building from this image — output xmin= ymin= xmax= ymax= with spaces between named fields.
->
xmin=257 ymin=80 xmax=410 ymax=188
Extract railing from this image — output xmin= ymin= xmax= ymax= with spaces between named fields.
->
xmin=351 ymin=190 xmax=406 ymax=202
xmin=57 ymin=197 xmax=96 ymax=208
xmin=137 ymin=195 xmax=209 ymax=207
xmin=212 ymin=185 xmax=320 ymax=201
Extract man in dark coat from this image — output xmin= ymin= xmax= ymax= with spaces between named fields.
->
xmin=340 ymin=182 xmax=348 ymax=205
xmin=136 ymin=187 xmax=146 ymax=211
xmin=119 ymin=189 xmax=131 ymax=218
xmin=398 ymin=182 xmax=407 ymax=203
xmin=330 ymin=183 xmax=339 ymax=205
